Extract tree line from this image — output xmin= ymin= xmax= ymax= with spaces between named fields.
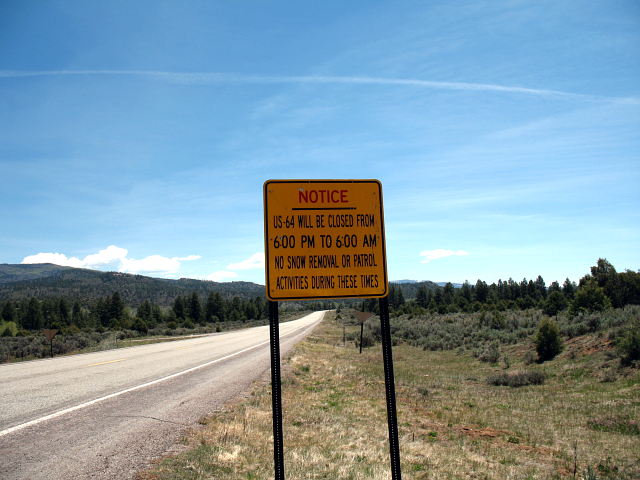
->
xmin=363 ymin=259 xmax=639 ymax=316
xmin=0 ymin=291 xmax=271 ymax=336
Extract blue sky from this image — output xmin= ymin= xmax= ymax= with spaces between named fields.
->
xmin=1 ymin=0 xmax=638 ymax=286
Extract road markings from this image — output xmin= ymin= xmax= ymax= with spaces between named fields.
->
xmin=0 ymin=315 xmax=322 ymax=438
xmin=86 ymin=359 xmax=125 ymax=367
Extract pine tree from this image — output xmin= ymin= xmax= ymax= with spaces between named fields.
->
xmin=416 ymin=286 xmax=429 ymax=308
xmin=72 ymin=302 xmax=84 ymax=327
xmin=110 ymin=292 xmax=125 ymax=322
xmin=189 ymin=292 xmax=202 ymax=323
xmin=173 ymin=296 xmax=186 ymax=320
xmin=23 ymin=298 xmax=44 ymax=330
xmin=535 ymin=318 xmax=563 ymax=362
xmin=2 ymin=301 xmax=16 ymax=324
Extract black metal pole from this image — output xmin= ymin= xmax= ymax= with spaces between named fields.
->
xmin=268 ymin=301 xmax=285 ymax=480
xmin=379 ymin=296 xmax=402 ymax=480
xmin=359 ymin=322 xmax=364 ymax=354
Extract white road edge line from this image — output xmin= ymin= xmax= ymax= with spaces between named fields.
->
xmin=0 ymin=319 xmax=319 ymax=438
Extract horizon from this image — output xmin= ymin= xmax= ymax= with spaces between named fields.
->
xmin=2 ymin=259 xmax=627 ymax=288
xmin=1 ymin=2 xmax=638 ymax=286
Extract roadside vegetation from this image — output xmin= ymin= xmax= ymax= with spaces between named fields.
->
xmin=0 ymin=295 xmax=321 ymax=363
xmin=138 ymin=309 xmax=639 ymax=480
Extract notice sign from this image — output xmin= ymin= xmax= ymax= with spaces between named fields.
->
xmin=264 ymin=179 xmax=388 ymax=301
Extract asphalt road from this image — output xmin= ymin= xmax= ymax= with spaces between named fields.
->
xmin=0 ymin=311 xmax=324 ymax=479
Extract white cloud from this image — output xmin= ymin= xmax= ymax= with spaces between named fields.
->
xmin=21 ymin=252 xmax=85 ymax=268
xmin=419 ymin=249 xmax=469 ymax=263
xmin=207 ymin=270 xmax=239 ymax=282
xmin=21 ymin=245 xmax=200 ymax=275
xmin=227 ymin=252 xmax=264 ymax=270
xmin=82 ymin=245 xmax=128 ymax=266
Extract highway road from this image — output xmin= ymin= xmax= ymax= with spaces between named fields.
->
xmin=0 ymin=311 xmax=324 ymax=479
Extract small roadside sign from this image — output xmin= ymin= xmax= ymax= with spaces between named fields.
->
xmin=42 ymin=329 xmax=58 ymax=342
xmin=354 ymin=311 xmax=375 ymax=323
xmin=263 ymin=179 xmax=388 ymax=301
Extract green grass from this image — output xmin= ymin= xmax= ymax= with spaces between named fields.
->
xmin=138 ymin=311 xmax=640 ymax=480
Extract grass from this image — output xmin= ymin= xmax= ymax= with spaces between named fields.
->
xmin=138 ymin=311 xmax=640 ymax=480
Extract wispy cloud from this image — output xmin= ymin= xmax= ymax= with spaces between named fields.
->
xmin=419 ymin=249 xmax=469 ymax=263
xmin=1 ymin=70 xmax=637 ymax=104
xmin=206 ymin=270 xmax=239 ymax=282
xmin=226 ymin=252 xmax=264 ymax=270
xmin=204 ymin=252 xmax=265 ymax=283
xmin=21 ymin=245 xmax=201 ymax=275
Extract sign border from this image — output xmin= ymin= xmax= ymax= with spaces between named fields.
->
xmin=263 ymin=179 xmax=388 ymax=301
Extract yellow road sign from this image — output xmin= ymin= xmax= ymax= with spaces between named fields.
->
xmin=264 ymin=179 xmax=388 ymax=301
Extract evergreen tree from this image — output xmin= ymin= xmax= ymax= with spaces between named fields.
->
xmin=475 ymin=280 xmax=489 ymax=303
xmin=23 ymin=298 xmax=44 ymax=330
xmin=110 ymin=292 xmax=125 ymax=322
xmin=137 ymin=300 xmax=152 ymax=322
xmin=443 ymin=283 xmax=455 ymax=305
xmin=71 ymin=301 xmax=84 ymax=327
xmin=1 ymin=301 xmax=17 ymax=324
xmin=534 ymin=275 xmax=547 ymax=299
xmin=416 ymin=286 xmax=429 ymax=308
xmin=173 ymin=295 xmax=186 ymax=320
xmin=189 ymin=292 xmax=202 ymax=323
xmin=535 ymin=318 xmax=563 ymax=362
xmin=206 ymin=292 xmax=224 ymax=322
xmin=562 ymin=278 xmax=576 ymax=298
xmin=542 ymin=291 xmax=568 ymax=316
xmin=571 ymin=279 xmax=611 ymax=313
xmin=548 ymin=281 xmax=561 ymax=293
xmin=58 ymin=298 xmax=70 ymax=325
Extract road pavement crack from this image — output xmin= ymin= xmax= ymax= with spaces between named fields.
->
xmin=108 ymin=415 xmax=189 ymax=426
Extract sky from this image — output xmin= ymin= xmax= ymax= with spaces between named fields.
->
xmin=1 ymin=0 xmax=639 ymax=286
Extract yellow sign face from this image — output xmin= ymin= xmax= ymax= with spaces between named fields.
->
xmin=264 ymin=179 xmax=388 ymax=301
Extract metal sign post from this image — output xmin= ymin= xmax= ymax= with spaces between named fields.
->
xmin=268 ymin=301 xmax=285 ymax=480
xmin=42 ymin=329 xmax=58 ymax=358
xmin=354 ymin=311 xmax=374 ymax=354
xmin=379 ymin=296 xmax=402 ymax=479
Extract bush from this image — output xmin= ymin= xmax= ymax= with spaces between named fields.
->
xmin=587 ymin=416 xmax=640 ymax=435
xmin=535 ymin=318 xmax=563 ymax=362
xmin=0 ymin=321 xmax=18 ymax=337
xmin=478 ymin=342 xmax=500 ymax=363
xmin=487 ymin=370 xmax=545 ymax=387
xmin=618 ymin=327 xmax=640 ymax=367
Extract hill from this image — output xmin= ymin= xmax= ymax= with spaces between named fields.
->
xmin=0 ymin=263 xmax=75 ymax=284
xmin=0 ymin=264 xmax=264 ymax=307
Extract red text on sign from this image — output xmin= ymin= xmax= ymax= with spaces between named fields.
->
xmin=298 ymin=189 xmax=348 ymax=204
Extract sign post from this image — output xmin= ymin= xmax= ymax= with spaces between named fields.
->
xmin=42 ymin=329 xmax=58 ymax=358
xmin=354 ymin=311 xmax=374 ymax=353
xmin=264 ymin=179 xmax=401 ymax=480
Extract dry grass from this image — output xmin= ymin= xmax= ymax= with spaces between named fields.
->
xmin=138 ymin=312 xmax=640 ymax=480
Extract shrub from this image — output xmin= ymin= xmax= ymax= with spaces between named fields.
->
xmin=0 ymin=321 xmax=18 ymax=337
xmin=587 ymin=416 xmax=640 ymax=435
xmin=535 ymin=318 xmax=563 ymax=362
xmin=478 ymin=342 xmax=500 ymax=363
xmin=487 ymin=370 xmax=545 ymax=387
xmin=618 ymin=327 xmax=640 ymax=367
xmin=523 ymin=350 xmax=537 ymax=365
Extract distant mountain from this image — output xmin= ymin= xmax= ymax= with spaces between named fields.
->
xmin=436 ymin=282 xmax=463 ymax=288
xmin=392 ymin=279 xmax=418 ymax=284
xmin=0 ymin=264 xmax=264 ymax=307
xmin=391 ymin=280 xmax=440 ymax=299
xmin=0 ymin=263 xmax=75 ymax=284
